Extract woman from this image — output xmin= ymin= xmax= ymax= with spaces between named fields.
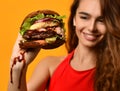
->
xmin=8 ymin=0 xmax=120 ymax=91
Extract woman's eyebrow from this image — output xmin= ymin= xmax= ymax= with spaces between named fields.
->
xmin=78 ymin=12 xmax=90 ymax=16
xmin=98 ymin=16 xmax=104 ymax=19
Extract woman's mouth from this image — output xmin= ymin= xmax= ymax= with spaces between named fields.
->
xmin=83 ymin=32 xmax=100 ymax=41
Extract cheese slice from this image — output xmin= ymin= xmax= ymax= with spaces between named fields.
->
xmin=29 ymin=22 xmax=45 ymax=30
xmin=29 ymin=21 xmax=58 ymax=30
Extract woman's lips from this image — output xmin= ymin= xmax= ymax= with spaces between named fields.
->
xmin=83 ymin=32 xmax=100 ymax=41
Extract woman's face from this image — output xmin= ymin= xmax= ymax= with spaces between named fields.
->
xmin=73 ymin=0 xmax=106 ymax=48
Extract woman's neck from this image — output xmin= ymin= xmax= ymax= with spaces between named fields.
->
xmin=71 ymin=44 xmax=97 ymax=71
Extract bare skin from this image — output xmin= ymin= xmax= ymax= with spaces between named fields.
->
xmin=8 ymin=0 xmax=107 ymax=91
xmin=8 ymin=33 xmax=65 ymax=91
xmin=8 ymin=33 xmax=97 ymax=91
xmin=27 ymin=56 xmax=65 ymax=91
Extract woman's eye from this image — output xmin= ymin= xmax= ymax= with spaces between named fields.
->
xmin=98 ymin=19 xmax=104 ymax=22
xmin=97 ymin=17 xmax=104 ymax=23
xmin=97 ymin=19 xmax=105 ymax=24
xmin=80 ymin=16 xmax=88 ymax=19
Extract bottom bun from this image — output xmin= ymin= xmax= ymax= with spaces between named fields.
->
xmin=19 ymin=39 xmax=65 ymax=49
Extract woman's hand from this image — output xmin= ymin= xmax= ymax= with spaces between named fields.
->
xmin=8 ymin=33 xmax=41 ymax=90
xmin=10 ymin=33 xmax=41 ymax=66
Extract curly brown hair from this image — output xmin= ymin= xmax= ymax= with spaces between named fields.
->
xmin=65 ymin=0 xmax=120 ymax=91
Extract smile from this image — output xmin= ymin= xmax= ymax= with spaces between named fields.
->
xmin=82 ymin=32 xmax=100 ymax=41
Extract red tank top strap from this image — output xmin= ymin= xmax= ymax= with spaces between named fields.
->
xmin=48 ymin=50 xmax=74 ymax=90
xmin=48 ymin=50 xmax=95 ymax=91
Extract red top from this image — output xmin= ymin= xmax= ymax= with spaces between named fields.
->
xmin=48 ymin=51 xmax=95 ymax=91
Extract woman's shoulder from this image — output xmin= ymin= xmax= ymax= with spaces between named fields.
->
xmin=38 ymin=55 xmax=66 ymax=77
xmin=39 ymin=56 xmax=66 ymax=65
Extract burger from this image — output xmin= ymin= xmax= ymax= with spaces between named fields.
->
xmin=19 ymin=10 xmax=66 ymax=49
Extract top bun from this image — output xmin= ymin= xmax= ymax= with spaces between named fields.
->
xmin=20 ymin=10 xmax=60 ymax=30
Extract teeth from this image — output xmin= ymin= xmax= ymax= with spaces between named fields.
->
xmin=83 ymin=33 xmax=98 ymax=41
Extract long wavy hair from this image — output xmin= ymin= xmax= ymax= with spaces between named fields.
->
xmin=65 ymin=0 xmax=120 ymax=91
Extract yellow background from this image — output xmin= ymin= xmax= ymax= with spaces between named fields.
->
xmin=0 ymin=0 xmax=73 ymax=90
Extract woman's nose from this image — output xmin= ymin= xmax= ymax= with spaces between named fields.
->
xmin=88 ymin=20 xmax=96 ymax=32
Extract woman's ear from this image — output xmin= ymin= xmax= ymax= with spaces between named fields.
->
xmin=73 ymin=17 xmax=76 ymax=26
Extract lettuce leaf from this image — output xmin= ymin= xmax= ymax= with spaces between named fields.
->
xmin=20 ymin=13 xmax=66 ymax=35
